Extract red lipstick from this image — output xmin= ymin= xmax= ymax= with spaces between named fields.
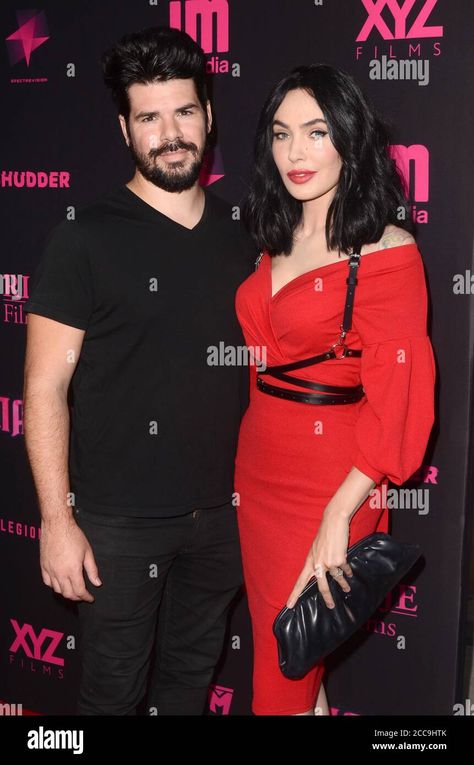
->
xmin=287 ymin=170 xmax=317 ymax=184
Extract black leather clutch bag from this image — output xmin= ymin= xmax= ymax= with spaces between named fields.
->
xmin=272 ymin=532 xmax=422 ymax=680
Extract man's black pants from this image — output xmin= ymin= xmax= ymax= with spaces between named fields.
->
xmin=74 ymin=501 xmax=243 ymax=715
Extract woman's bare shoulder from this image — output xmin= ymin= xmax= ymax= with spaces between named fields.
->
xmin=361 ymin=225 xmax=416 ymax=256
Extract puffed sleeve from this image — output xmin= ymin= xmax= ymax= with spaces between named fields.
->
xmin=351 ymin=244 xmax=436 ymax=486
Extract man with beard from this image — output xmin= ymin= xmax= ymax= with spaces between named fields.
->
xmin=23 ymin=27 xmax=256 ymax=715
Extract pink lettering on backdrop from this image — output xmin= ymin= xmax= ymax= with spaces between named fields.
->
xmin=0 ymin=171 xmax=70 ymax=188
xmin=169 ymin=0 xmax=229 ymax=53
xmin=379 ymin=584 xmax=419 ymax=617
xmin=356 ymin=0 xmax=443 ymax=41
xmin=411 ymin=465 xmax=438 ymax=484
xmin=0 ymin=397 xmax=23 ymax=436
xmin=208 ymin=684 xmax=233 ymax=714
xmin=0 ymin=517 xmax=41 ymax=539
xmin=390 ymin=144 xmax=429 ymax=202
xmin=9 ymin=620 xmax=65 ymax=666
xmin=1 ymin=274 xmax=29 ymax=300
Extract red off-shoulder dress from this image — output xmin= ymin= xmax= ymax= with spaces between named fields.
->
xmin=234 ymin=243 xmax=435 ymax=715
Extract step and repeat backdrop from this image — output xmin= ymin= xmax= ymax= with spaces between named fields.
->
xmin=1 ymin=0 xmax=473 ymax=716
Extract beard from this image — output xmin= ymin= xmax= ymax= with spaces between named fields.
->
xmin=126 ymin=130 xmax=207 ymax=193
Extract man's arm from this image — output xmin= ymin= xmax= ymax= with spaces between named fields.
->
xmin=24 ymin=314 xmax=101 ymax=602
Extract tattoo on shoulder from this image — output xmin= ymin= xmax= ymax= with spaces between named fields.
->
xmin=379 ymin=229 xmax=415 ymax=249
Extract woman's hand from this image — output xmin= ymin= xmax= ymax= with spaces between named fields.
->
xmin=286 ymin=505 xmax=353 ymax=609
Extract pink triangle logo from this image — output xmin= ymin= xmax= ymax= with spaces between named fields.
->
xmin=6 ymin=10 xmax=49 ymax=67
xmin=200 ymin=146 xmax=225 ymax=187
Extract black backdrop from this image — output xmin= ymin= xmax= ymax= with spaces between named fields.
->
xmin=1 ymin=0 xmax=473 ymax=716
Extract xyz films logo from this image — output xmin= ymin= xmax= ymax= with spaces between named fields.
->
xmin=169 ymin=1 xmax=240 ymax=76
xmin=355 ymin=1 xmax=443 ymax=84
xmin=9 ymin=620 xmax=65 ymax=678
xmin=356 ymin=0 xmax=444 ymax=41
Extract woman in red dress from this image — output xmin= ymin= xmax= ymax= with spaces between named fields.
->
xmin=234 ymin=64 xmax=436 ymax=716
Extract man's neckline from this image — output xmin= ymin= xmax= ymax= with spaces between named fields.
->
xmin=121 ymin=183 xmax=209 ymax=232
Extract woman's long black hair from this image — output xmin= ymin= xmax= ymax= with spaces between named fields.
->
xmin=243 ymin=64 xmax=414 ymax=256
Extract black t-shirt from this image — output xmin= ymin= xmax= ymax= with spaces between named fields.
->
xmin=24 ymin=185 xmax=257 ymax=517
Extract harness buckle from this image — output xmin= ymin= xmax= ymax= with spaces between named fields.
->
xmin=330 ymin=323 xmax=348 ymax=359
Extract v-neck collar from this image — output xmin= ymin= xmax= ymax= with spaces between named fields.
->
xmin=120 ymin=184 xmax=209 ymax=232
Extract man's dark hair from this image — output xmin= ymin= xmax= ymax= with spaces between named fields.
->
xmin=101 ymin=26 xmax=209 ymax=127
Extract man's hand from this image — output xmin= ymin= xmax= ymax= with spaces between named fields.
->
xmin=40 ymin=514 xmax=102 ymax=602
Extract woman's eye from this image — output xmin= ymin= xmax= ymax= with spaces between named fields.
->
xmin=311 ymin=130 xmax=327 ymax=139
xmin=272 ymin=132 xmax=288 ymax=140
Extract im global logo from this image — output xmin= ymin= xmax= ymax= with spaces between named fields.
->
xmin=5 ymin=9 xmax=49 ymax=84
xmin=167 ymin=0 xmax=241 ymax=77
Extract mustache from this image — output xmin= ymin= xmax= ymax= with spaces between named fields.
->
xmin=150 ymin=139 xmax=198 ymax=157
